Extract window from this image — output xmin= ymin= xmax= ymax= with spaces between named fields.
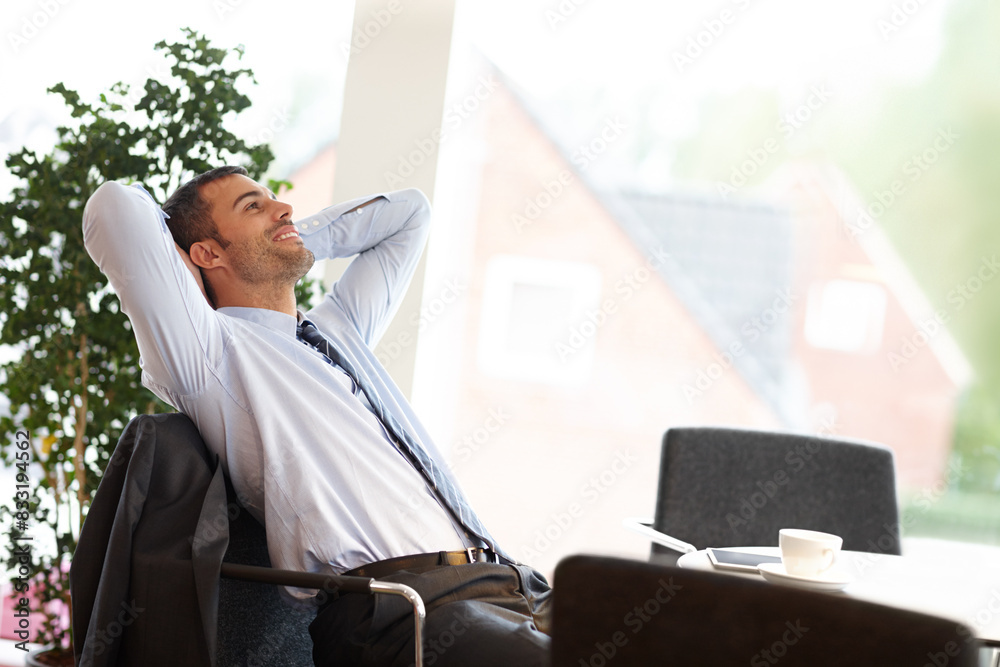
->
xmin=804 ymin=279 xmax=887 ymax=353
xmin=477 ymin=255 xmax=602 ymax=384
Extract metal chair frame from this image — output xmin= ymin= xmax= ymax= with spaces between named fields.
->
xmin=219 ymin=563 xmax=426 ymax=667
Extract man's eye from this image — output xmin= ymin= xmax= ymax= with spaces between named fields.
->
xmin=246 ymin=201 xmax=260 ymax=210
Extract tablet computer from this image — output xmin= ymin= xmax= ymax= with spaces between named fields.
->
xmin=707 ymin=548 xmax=782 ymax=573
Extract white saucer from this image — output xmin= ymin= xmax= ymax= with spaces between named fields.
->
xmin=757 ymin=562 xmax=852 ymax=592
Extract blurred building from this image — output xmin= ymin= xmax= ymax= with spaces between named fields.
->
xmin=281 ymin=68 xmax=970 ymax=574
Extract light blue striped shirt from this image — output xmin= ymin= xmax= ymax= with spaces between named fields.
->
xmin=83 ymin=182 xmax=470 ymax=600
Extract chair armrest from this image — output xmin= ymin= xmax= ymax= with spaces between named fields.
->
xmin=622 ymin=517 xmax=698 ymax=555
xmin=220 ymin=563 xmax=426 ymax=667
xmin=220 ymin=562 xmax=374 ymax=593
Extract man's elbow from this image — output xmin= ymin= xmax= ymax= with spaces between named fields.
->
xmin=397 ymin=187 xmax=432 ymax=230
xmin=86 ymin=180 xmax=132 ymax=213
xmin=83 ymin=181 xmax=131 ymax=235
xmin=82 ymin=181 xmax=155 ymax=264
xmin=83 ymin=181 xmax=121 ymax=254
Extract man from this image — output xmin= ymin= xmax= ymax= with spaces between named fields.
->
xmin=83 ymin=166 xmax=551 ymax=666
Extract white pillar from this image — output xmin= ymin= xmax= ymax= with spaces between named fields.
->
xmin=329 ymin=0 xmax=457 ymax=397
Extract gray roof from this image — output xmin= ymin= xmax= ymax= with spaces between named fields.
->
xmin=487 ymin=59 xmax=802 ymax=425
xmin=601 ymin=190 xmax=800 ymax=426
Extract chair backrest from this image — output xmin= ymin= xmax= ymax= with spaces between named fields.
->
xmin=217 ymin=478 xmax=316 ymax=667
xmin=72 ymin=413 xmax=219 ymax=666
xmin=76 ymin=412 xmax=316 ymax=666
xmin=651 ymin=427 xmax=900 ymax=562
xmin=552 ymin=555 xmax=979 ymax=667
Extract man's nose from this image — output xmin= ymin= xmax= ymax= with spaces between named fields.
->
xmin=273 ymin=199 xmax=293 ymax=220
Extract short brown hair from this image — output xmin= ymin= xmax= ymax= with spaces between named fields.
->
xmin=162 ymin=165 xmax=248 ymax=251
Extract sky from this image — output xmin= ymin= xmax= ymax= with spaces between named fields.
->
xmin=0 ymin=0 xmax=953 ymax=193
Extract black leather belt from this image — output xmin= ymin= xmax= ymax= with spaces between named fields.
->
xmin=344 ymin=548 xmax=511 ymax=580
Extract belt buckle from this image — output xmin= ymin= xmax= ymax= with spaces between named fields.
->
xmin=465 ymin=547 xmax=496 ymax=564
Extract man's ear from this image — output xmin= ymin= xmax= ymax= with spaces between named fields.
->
xmin=189 ymin=240 xmax=225 ymax=270
xmin=174 ymin=242 xmax=213 ymax=307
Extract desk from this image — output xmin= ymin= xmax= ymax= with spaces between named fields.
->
xmin=678 ymin=540 xmax=1000 ymax=647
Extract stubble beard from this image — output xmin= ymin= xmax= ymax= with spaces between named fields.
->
xmin=227 ymin=235 xmax=316 ymax=288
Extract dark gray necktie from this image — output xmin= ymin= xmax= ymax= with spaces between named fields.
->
xmin=296 ymin=319 xmax=511 ymax=562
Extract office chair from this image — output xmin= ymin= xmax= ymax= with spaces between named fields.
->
xmin=215 ymin=474 xmax=317 ymax=666
xmin=71 ymin=413 xmax=425 ymax=667
xmin=551 ymin=555 xmax=979 ymax=666
xmin=624 ymin=427 xmax=901 ymax=564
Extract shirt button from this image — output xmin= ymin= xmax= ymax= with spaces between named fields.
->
xmin=313 ymin=220 xmax=320 ymax=226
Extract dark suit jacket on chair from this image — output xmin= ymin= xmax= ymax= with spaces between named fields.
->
xmin=71 ymin=413 xmax=229 ymax=667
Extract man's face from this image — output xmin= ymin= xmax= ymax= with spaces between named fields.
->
xmin=201 ymin=174 xmax=314 ymax=286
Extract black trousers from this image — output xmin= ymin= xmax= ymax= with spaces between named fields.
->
xmin=310 ymin=562 xmax=552 ymax=667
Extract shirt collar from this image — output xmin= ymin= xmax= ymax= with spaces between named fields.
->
xmin=217 ymin=306 xmax=298 ymax=337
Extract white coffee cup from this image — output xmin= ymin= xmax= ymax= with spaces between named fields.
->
xmin=779 ymin=529 xmax=843 ymax=577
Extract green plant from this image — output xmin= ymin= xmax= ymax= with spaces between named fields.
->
xmin=950 ymin=382 xmax=1000 ymax=494
xmin=0 ymin=28 xmax=299 ymax=658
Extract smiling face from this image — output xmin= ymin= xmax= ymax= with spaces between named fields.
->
xmin=200 ymin=174 xmax=315 ymax=289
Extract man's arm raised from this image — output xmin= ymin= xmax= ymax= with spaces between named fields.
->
xmin=83 ymin=181 xmax=223 ymax=400
xmin=297 ymin=188 xmax=432 ymax=346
